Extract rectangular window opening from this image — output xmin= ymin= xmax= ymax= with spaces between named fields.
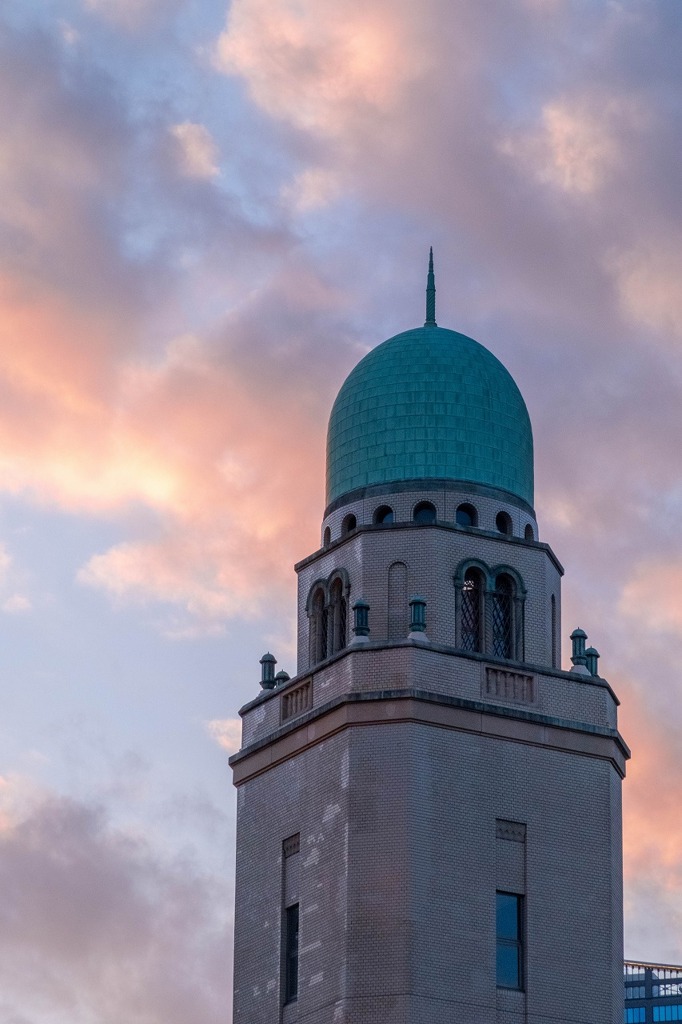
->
xmin=496 ymin=891 xmax=523 ymax=991
xmin=284 ymin=903 xmax=299 ymax=1004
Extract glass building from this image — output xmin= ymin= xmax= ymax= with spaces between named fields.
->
xmin=625 ymin=961 xmax=682 ymax=1021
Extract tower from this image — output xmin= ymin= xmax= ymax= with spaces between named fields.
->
xmin=230 ymin=255 xmax=629 ymax=1023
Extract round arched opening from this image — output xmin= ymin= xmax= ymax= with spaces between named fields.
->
xmin=323 ymin=526 xmax=331 ymax=547
xmin=341 ymin=513 xmax=357 ymax=536
xmin=496 ymin=510 xmax=512 ymax=536
xmin=413 ymin=501 xmax=437 ymax=525
xmin=524 ymin=524 xmax=534 ymax=542
xmin=373 ymin=505 xmax=394 ymax=525
xmin=456 ymin=503 xmax=477 ymax=528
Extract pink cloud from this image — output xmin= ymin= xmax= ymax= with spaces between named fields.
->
xmin=215 ymin=0 xmax=425 ymax=135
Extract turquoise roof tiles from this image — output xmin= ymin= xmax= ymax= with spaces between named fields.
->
xmin=326 ymin=325 xmax=534 ymax=507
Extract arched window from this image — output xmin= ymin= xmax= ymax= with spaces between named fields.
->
xmin=329 ymin=578 xmax=347 ymax=654
xmin=311 ymin=588 xmax=328 ymax=663
xmin=323 ymin=526 xmax=331 ymax=548
xmin=413 ymin=501 xmax=436 ymax=525
xmin=461 ymin=568 xmax=484 ymax=652
xmin=492 ymin=574 xmax=514 ymax=659
xmin=456 ymin=503 xmax=477 ymax=527
xmin=341 ymin=513 xmax=357 ymax=536
xmin=496 ymin=511 xmax=512 ymax=536
xmin=373 ymin=505 xmax=394 ymax=525
xmin=524 ymin=524 xmax=534 ymax=542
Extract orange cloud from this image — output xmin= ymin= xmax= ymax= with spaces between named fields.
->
xmin=0 ymin=262 xmax=334 ymax=628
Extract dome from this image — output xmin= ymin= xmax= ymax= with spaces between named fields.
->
xmin=326 ymin=258 xmax=534 ymax=510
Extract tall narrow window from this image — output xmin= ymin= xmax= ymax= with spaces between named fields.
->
xmin=492 ymin=575 xmax=514 ymax=659
xmin=551 ymin=594 xmax=557 ymax=668
xmin=284 ymin=903 xmax=299 ymax=1002
xmin=311 ymin=588 xmax=327 ymax=663
xmin=496 ymin=891 xmax=523 ymax=990
xmin=330 ymin=578 xmax=347 ymax=654
xmin=461 ymin=569 xmax=483 ymax=652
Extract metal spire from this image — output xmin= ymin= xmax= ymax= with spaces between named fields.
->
xmin=424 ymin=246 xmax=437 ymax=327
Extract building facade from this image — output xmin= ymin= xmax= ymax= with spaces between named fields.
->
xmin=625 ymin=961 xmax=682 ymax=1022
xmin=230 ymin=257 xmax=630 ymax=1023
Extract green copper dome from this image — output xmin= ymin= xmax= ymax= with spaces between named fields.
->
xmin=326 ymin=321 xmax=534 ymax=509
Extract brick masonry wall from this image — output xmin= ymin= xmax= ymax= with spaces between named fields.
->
xmin=240 ymin=643 xmax=618 ymax=750
xmin=296 ymin=485 xmax=562 ymax=676
xmin=232 ymin=718 xmax=624 ymax=1024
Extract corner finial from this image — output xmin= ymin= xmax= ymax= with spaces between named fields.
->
xmin=424 ymin=246 xmax=437 ymax=327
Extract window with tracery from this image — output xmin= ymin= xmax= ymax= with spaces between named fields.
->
xmin=461 ymin=568 xmax=484 ymax=652
xmin=492 ymin=574 xmax=514 ymax=659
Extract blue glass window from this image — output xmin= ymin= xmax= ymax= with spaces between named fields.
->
xmin=654 ymin=1007 xmax=682 ymax=1021
xmin=624 ymin=1009 xmax=646 ymax=1023
xmin=496 ymin=892 xmax=523 ymax=989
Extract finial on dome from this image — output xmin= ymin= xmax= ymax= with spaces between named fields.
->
xmin=424 ymin=246 xmax=437 ymax=327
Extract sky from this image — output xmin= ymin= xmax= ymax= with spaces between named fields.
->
xmin=1 ymin=0 xmax=681 ymax=1020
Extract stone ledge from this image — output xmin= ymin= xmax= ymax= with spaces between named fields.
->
xmin=230 ymin=687 xmax=630 ymax=785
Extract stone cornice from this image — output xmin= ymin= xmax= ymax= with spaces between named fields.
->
xmin=230 ymin=687 xmax=630 ymax=785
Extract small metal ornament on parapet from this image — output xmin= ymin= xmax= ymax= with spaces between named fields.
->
xmin=259 ymin=651 xmax=277 ymax=689
xmin=352 ymin=599 xmax=370 ymax=643
xmin=408 ymin=595 xmax=429 ymax=643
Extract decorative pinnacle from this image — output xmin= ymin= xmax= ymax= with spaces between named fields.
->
xmin=424 ymin=246 xmax=437 ymax=327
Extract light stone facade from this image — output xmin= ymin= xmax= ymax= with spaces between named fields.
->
xmin=230 ymin=298 xmax=629 ymax=1023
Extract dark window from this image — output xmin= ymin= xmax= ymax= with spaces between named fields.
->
xmin=461 ymin=569 xmax=483 ymax=652
xmin=496 ymin=892 xmax=523 ymax=990
xmin=496 ymin=510 xmax=512 ymax=535
xmin=413 ymin=501 xmax=436 ymax=525
xmin=456 ymin=503 xmax=477 ymax=527
xmin=323 ymin=526 xmax=331 ymax=547
xmin=492 ymin=575 xmax=514 ymax=659
xmin=373 ymin=505 xmax=394 ymax=525
xmin=311 ymin=589 xmax=327 ymax=663
xmin=524 ymin=523 xmax=534 ymax=541
xmin=551 ymin=594 xmax=557 ymax=668
xmin=330 ymin=578 xmax=347 ymax=654
xmin=341 ymin=513 xmax=357 ymax=536
xmin=284 ymin=903 xmax=299 ymax=1003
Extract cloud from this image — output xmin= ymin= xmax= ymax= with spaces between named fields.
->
xmin=215 ymin=0 xmax=424 ymax=135
xmin=0 ymin=790 xmax=231 ymax=1024
xmin=620 ymin=560 xmax=682 ymax=636
xmin=81 ymin=0 xmax=182 ymax=32
xmin=0 ymin=19 xmax=343 ymax=629
xmin=502 ymin=94 xmax=647 ymax=196
xmin=206 ymin=718 xmax=242 ymax=754
xmin=607 ymin=236 xmax=682 ymax=339
xmin=170 ymin=123 xmax=220 ymax=180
